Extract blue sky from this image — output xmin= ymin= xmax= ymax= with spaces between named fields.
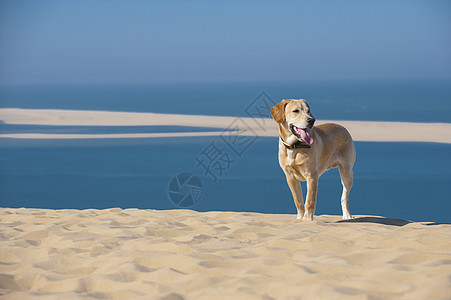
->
xmin=0 ymin=0 xmax=450 ymax=84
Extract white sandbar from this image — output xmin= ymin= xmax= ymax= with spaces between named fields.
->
xmin=0 ymin=108 xmax=450 ymax=143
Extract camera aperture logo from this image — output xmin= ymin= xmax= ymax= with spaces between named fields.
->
xmin=167 ymin=173 xmax=203 ymax=208
xmin=166 ymin=91 xmax=275 ymax=207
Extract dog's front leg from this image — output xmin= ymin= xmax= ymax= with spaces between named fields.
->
xmin=286 ymin=177 xmax=304 ymax=219
xmin=303 ymin=176 xmax=318 ymax=221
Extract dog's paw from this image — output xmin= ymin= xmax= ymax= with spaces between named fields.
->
xmin=302 ymin=212 xmax=314 ymax=221
xmin=342 ymin=213 xmax=353 ymax=220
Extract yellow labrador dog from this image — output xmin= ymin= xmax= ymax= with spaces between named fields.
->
xmin=270 ymin=99 xmax=356 ymax=221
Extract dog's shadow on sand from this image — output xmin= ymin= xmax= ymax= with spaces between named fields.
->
xmin=337 ymin=216 xmax=449 ymax=227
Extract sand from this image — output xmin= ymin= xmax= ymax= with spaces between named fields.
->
xmin=0 ymin=208 xmax=450 ymax=300
xmin=1 ymin=108 xmax=451 ymax=143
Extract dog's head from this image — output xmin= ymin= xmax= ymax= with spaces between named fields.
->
xmin=270 ymin=99 xmax=316 ymax=145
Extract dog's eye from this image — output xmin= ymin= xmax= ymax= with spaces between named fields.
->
xmin=293 ymin=109 xmax=300 ymax=113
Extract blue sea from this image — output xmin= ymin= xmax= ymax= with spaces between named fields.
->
xmin=0 ymin=81 xmax=450 ymax=223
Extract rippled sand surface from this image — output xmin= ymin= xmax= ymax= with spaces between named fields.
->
xmin=1 ymin=208 xmax=450 ymax=299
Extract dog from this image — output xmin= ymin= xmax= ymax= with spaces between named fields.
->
xmin=270 ymin=99 xmax=356 ymax=221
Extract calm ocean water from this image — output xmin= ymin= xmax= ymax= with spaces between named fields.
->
xmin=0 ymin=81 xmax=450 ymax=223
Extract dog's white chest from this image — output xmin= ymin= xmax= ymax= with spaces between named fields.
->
xmin=282 ymin=150 xmax=307 ymax=182
xmin=285 ymin=135 xmax=299 ymax=165
xmin=287 ymin=149 xmax=296 ymax=165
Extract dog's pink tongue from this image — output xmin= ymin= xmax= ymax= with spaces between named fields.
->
xmin=298 ymin=128 xmax=314 ymax=145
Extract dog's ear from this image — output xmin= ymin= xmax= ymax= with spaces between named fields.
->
xmin=270 ymin=100 xmax=289 ymax=123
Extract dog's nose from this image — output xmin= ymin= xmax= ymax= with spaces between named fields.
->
xmin=307 ymin=117 xmax=315 ymax=125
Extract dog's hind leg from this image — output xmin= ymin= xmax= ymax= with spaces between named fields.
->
xmin=338 ymin=164 xmax=353 ymax=220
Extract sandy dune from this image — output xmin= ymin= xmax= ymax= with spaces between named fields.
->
xmin=1 ymin=208 xmax=450 ymax=299
xmin=1 ymin=108 xmax=450 ymax=143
